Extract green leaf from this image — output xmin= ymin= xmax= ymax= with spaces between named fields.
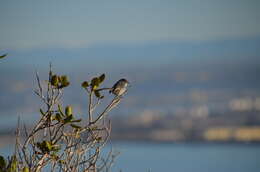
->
xmin=65 ymin=106 xmax=72 ymax=116
xmin=38 ymin=141 xmax=52 ymax=153
xmin=81 ymin=81 xmax=89 ymax=88
xmin=22 ymin=167 xmax=29 ymax=172
xmin=96 ymin=136 xmax=102 ymax=142
xmin=63 ymin=114 xmax=73 ymax=124
xmin=91 ymin=77 xmax=100 ymax=90
xmin=94 ymin=90 xmax=101 ymax=97
xmin=62 ymin=81 xmax=70 ymax=88
xmin=99 ymin=74 xmax=105 ymax=83
xmin=59 ymin=75 xmax=70 ymax=88
xmin=0 ymin=54 xmax=7 ymax=59
xmin=71 ymin=119 xmax=82 ymax=123
xmin=50 ymin=75 xmax=59 ymax=87
xmin=55 ymin=113 xmax=62 ymax=122
xmin=0 ymin=155 xmax=6 ymax=169
xmin=37 ymin=141 xmax=52 ymax=153
xmin=9 ymin=156 xmax=17 ymax=172
xmin=45 ymin=141 xmax=52 ymax=151
xmin=94 ymin=90 xmax=104 ymax=99
xmin=70 ymin=124 xmax=81 ymax=129
xmin=51 ymin=145 xmax=61 ymax=152
xmin=58 ymin=160 xmax=65 ymax=164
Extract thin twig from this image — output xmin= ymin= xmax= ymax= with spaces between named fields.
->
xmin=88 ymin=91 xmax=93 ymax=124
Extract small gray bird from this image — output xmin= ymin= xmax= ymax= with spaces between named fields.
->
xmin=109 ymin=78 xmax=129 ymax=96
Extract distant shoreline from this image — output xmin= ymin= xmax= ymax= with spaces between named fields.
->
xmin=110 ymin=138 xmax=260 ymax=145
xmin=1 ymin=134 xmax=260 ymax=150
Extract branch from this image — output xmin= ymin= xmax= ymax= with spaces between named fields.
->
xmin=91 ymin=96 xmax=121 ymax=125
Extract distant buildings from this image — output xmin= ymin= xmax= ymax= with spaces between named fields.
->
xmin=204 ymin=127 xmax=260 ymax=142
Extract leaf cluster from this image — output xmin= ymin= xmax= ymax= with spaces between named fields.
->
xmin=50 ymin=74 xmax=70 ymax=89
xmin=36 ymin=141 xmax=60 ymax=154
xmin=0 ymin=155 xmax=21 ymax=172
xmin=82 ymin=74 xmax=105 ymax=99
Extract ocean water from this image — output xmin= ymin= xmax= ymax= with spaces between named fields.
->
xmin=107 ymin=142 xmax=260 ymax=172
xmin=1 ymin=142 xmax=259 ymax=172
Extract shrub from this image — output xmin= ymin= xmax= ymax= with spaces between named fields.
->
xmin=0 ymin=64 xmax=125 ymax=172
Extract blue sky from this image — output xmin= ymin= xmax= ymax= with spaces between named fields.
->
xmin=1 ymin=0 xmax=259 ymax=50
xmin=0 ymin=0 xmax=260 ymax=126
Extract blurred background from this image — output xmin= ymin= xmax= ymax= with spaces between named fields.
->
xmin=1 ymin=0 xmax=260 ymax=171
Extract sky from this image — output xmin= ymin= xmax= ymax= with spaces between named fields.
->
xmin=0 ymin=0 xmax=260 ymax=127
xmin=1 ymin=0 xmax=260 ymax=50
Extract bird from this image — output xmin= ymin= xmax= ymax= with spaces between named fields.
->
xmin=109 ymin=78 xmax=129 ymax=96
